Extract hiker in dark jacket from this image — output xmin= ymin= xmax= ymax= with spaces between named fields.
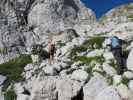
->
xmin=110 ymin=31 xmax=127 ymax=75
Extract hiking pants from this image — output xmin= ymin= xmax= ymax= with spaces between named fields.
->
xmin=112 ymin=48 xmax=125 ymax=75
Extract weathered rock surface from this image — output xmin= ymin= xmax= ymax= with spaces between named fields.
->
xmin=116 ymin=84 xmax=133 ymax=100
xmin=28 ymin=0 xmax=95 ymax=40
xmin=127 ymin=49 xmax=133 ymax=71
xmin=30 ymin=77 xmax=82 ymax=100
xmin=71 ymin=69 xmax=89 ymax=83
xmin=83 ymin=74 xmax=108 ymax=100
xmin=95 ymin=86 xmax=122 ymax=100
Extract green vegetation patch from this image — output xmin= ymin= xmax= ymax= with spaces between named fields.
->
xmin=106 ymin=75 xmax=113 ymax=85
xmin=57 ymin=41 xmax=66 ymax=47
xmin=121 ymin=76 xmax=130 ymax=86
xmin=108 ymin=59 xmax=116 ymax=69
xmin=83 ymin=36 xmax=105 ymax=49
xmin=70 ymin=36 xmax=105 ymax=58
xmin=73 ymin=55 xmax=105 ymax=76
xmin=4 ymin=86 xmax=17 ymax=100
xmin=73 ymin=55 xmax=105 ymax=65
xmin=128 ymin=14 xmax=133 ymax=21
xmin=0 ymin=54 xmax=32 ymax=91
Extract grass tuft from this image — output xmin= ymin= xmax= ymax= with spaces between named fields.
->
xmin=0 ymin=54 xmax=32 ymax=91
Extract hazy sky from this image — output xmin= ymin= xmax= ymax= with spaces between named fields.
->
xmin=81 ymin=0 xmax=133 ymax=19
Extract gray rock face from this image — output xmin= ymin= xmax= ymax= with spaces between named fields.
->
xmin=0 ymin=75 xmax=6 ymax=100
xmin=127 ymin=49 xmax=133 ymax=71
xmin=30 ymin=77 xmax=57 ymax=100
xmin=95 ymin=86 xmax=122 ymax=100
xmin=28 ymin=0 xmax=95 ymax=38
xmin=30 ymin=77 xmax=82 ymax=100
xmin=53 ymin=29 xmax=79 ymax=43
xmin=71 ymin=69 xmax=89 ymax=83
xmin=0 ymin=0 xmax=36 ymax=63
xmin=83 ymin=74 xmax=108 ymax=100
xmin=56 ymin=78 xmax=82 ymax=100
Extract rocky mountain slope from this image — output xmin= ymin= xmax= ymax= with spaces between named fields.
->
xmin=0 ymin=0 xmax=133 ymax=100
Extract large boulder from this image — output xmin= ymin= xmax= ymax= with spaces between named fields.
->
xmin=113 ymin=75 xmax=122 ymax=85
xmin=43 ymin=65 xmax=58 ymax=76
xmin=128 ymin=80 xmax=133 ymax=93
xmin=30 ymin=77 xmax=58 ymax=100
xmin=83 ymin=74 xmax=108 ymax=100
xmin=95 ymin=86 xmax=122 ymax=100
xmin=127 ymin=49 xmax=133 ymax=71
xmin=102 ymin=63 xmax=116 ymax=76
xmin=53 ymin=29 xmax=79 ymax=43
xmin=116 ymin=84 xmax=133 ymax=100
xmin=30 ymin=77 xmax=82 ymax=100
xmin=123 ymin=71 xmax=133 ymax=79
xmin=0 ymin=0 xmax=36 ymax=63
xmin=56 ymin=78 xmax=82 ymax=100
xmin=17 ymin=94 xmax=29 ymax=100
xmin=28 ymin=0 xmax=95 ymax=39
xmin=71 ymin=69 xmax=89 ymax=83
xmin=0 ymin=75 xmax=6 ymax=100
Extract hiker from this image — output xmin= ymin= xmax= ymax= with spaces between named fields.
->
xmin=110 ymin=31 xmax=127 ymax=75
xmin=48 ymin=38 xmax=56 ymax=65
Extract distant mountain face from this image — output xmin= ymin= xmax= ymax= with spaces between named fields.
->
xmin=99 ymin=3 xmax=133 ymax=25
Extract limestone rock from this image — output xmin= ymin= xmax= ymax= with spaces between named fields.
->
xmin=28 ymin=0 xmax=95 ymax=40
xmin=127 ymin=49 xmax=133 ymax=71
xmin=30 ymin=77 xmax=82 ymax=100
xmin=95 ymin=86 xmax=122 ymax=100
xmin=17 ymin=94 xmax=29 ymax=100
xmin=116 ymin=84 xmax=133 ymax=100
xmin=123 ymin=71 xmax=133 ymax=79
xmin=56 ymin=78 xmax=82 ymax=100
xmin=128 ymin=80 xmax=133 ymax=93
xmin=30 ymin=77 xmax=58 ymax=100
xmin=113 ymin=75 xmax=122 ymax=85
xmin=24 ymin=64 xmax=34 ymax=71
xmin=71 ymin=69 xmax=89 ymax=82
xmin=83 ymin=74 xmax=108 ymax=100
xmin=103 ymin=52 xmax=114 ymax=61
xmin=102 ymin=63 xmax=116 ymax=76
xmin=0 ymin=75 xmax=6 ymax=100
xmin=14 ymin=83 xmax=24 ymax=94
xmin=31 ymin=55 xmax=40 ymax=63
xmin=0 ymin=75 xmax=6 ymax=85
xmin=43 ymin=65 xmax=58 ymax=76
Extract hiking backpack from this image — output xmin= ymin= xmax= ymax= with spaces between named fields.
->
xmin=111 ymin=36 xmax=120 ymax=48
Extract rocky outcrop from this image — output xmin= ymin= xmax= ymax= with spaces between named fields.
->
xmin=95 ymin=86 xmax=121 ymax=100
xmin=0 ymin=0 xmax=36 ymax=63
xmin=0 ymin=75 xmax=6 ymax=100
xmin=127 ymin=49 xmax=133 ymax=71
xmin=83 ymin=74 xmax=108 ymax=100
xmin=1 ymin=0 xmax=133 ymax=100
xmin=30 ymin=77 xmax=83 ymax=100
xmin=28 ymin=0 xmax=95 ymax=41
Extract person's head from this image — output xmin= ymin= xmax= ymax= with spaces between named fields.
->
xmin=114 ymin=31 xmax=122 ymax=35
xmin=48 ymin=37 xmax=53 ymax=43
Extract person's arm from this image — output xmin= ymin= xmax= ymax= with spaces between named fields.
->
xmin=119 ymin=39 xmax=127 ymax=45
xmin=48 ymin=44 xmax=51 ymax=54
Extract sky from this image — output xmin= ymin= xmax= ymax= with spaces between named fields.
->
xmin=81 ymin=0 xmax=133 ymax=19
